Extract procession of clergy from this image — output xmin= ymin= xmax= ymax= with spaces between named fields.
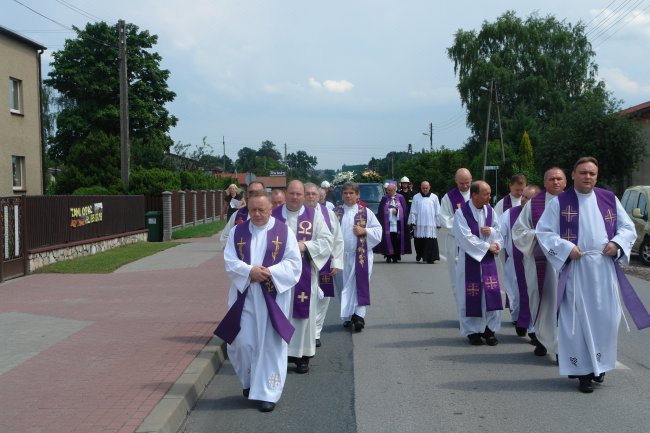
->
xmin=214 ymin=156 xmax=650 ymax=412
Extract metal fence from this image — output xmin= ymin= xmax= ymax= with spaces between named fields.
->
xmin=25 ymin=195 xmax=146 ymax=251
xmin=145 ymin=190 xmax=225 ymax=232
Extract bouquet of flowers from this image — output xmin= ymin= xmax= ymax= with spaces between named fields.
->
xmin=332 ymin=171 xmax=356 ymax=185
xmin=361 ymin=168 xmax=382 ymax=183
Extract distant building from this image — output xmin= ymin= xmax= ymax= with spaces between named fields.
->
xmin=0 ymin=26 xmax=46 ymax=196
xmin=620 ymin=101 xmax=650 ymax=186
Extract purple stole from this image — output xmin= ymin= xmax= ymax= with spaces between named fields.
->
xmin=378 ymin=194 xmax=408 ymax=255
xmin=234 ymin=207 xmax=249 ymax=225
xmin=335 ymin=205 xmax=372 ymax=306
xmin=509 ymin=206 xmax=531 ymax=328
xmin=214 ymin=220 xmax=295 ymax=344
xmin=556 ymin=188 xmax=650 ymax=329
xmin=460 ymin=202 xmax=503 ymax=317
xmin=318 ymin=204 xmax=335 ymax=297
xmin=272 ymin=205 xmax=315 ymax=319
xmin=446 ymin=187 xmax=466 ymax=210
xmin=530 ymin=191 xmax=549 ymax=310
xmin=503 ymin=194 xmax=513 ymax=212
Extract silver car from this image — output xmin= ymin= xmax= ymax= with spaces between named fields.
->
xmin=621 ymin=185 xmax=650 ymax=265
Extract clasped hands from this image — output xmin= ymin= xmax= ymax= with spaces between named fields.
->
xmin=569 ymin=241 xmax=618 ymax=260
xmin=250 ymin=265 xmax=272 ymax=283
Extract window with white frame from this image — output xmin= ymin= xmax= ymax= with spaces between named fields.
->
xmin=10 ymin=77 xmax=23 ymax=113
xmin=12 ymin=155 xmax=25 ymax=190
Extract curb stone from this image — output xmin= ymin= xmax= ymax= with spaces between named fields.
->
xmin=135 ymin=337 xmax=227 ymax=433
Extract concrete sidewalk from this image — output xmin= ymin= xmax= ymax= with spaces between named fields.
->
xmin=0 ymin=236 xmax=229 ymax=433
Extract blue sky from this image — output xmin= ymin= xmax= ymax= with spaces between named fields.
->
xmin=4 ymin=0 xmax=650 ymax=169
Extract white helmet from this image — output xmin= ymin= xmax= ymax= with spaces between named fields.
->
xmin=321 ymin=181 xmax=331 ymax=188
xmin=400 ymin=176 xmax=410 ymax=183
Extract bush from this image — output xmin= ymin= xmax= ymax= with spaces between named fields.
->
xmin=73 ymin=186 xmax=112 ymax=195
xmin=129 ymin=167 xmax=181 ymax=195
xmin=180 ymin=170 xmax=230 ymax=191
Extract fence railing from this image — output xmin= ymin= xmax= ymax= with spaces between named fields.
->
xmin=25 ymin=195 xmax=146 ymax=251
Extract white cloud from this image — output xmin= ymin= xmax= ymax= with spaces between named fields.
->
xmin=600 ymin=67 xmax=650 ymax=98
xmin=309 ymin=77 xmax=354 ymax=93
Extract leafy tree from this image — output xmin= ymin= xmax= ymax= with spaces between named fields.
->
xmin=46 ymin=21 xmax=177 ymax=192
xmin=129 ymin=167 xmax=181 ymax=195
xmin=257 ymin=140 xmax=282 ymax=161
xmin=286 ymin=150 xmax=318 ymax=180
xmin=236 ymin=147 xmax=258 ymax=172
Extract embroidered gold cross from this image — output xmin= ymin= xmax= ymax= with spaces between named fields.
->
xmin=561 ymin=226 xmax=577 ymax=242
xmin=271 ymin=236 xmax=282 ymax=262
xmin=604 ymin=208 xmax=616 ymax=228
xmin=561 ymin=205 xmax=578 ymax=223
xmin=321 ymin=274 xmax=331 ymax=283
xmin=297 ymin=291 xmax=309 ymax=302
xmin=237 ymin=237 xmax=246 ymax=260
xmin=467 ymin=283 xmax=480 ymax=296
xmin=484 ymin=276 xmax=498 ymax=291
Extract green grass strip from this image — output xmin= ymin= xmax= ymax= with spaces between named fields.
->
xmin=35 ymin=241 xmax=178 ymax=274
xmin=172 ymin=219 xmax=227 ymax=239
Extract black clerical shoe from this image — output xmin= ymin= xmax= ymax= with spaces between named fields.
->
xmin=593 ymin=372 xmax=605 ymax=383
xmin=296 ymin=359 xmax=309 ymax=374
xmin=243 ymin=388 xmax=250 ymax=398
xmin=468 ymin=333 xmax=483 ymax=345
xmin=416 ymin=255 xmax=421 ymax=262
xmin=385 ymin=256 xmax=391 ymax=263
xmin=343 ymin=321 xmax=351 ymax=328
xmin=483 ymin=328 xmax=498 ymax=346
xmin=259 ymin=401 xmax=276 ymax=412
xmin=351 ymin=314 xmax=365 ymax=332
xmin=534 ymin=341 xmax=547 ymax=356
xmin=315 ymin=338 xmax=321 ymax=348
xmin=578 ymin=376 xmax=594 ymax=393
xmin=515 ymin=326 xmax=527 ymax=337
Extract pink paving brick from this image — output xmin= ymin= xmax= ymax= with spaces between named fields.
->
xmin=0 ymin=238 xmax=229 ymax=433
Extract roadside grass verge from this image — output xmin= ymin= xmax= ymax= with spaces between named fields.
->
xmin=35 ymin=242 xmax=178 ymax=274
xmin=172 ymin=219 xmax=226 ymax=239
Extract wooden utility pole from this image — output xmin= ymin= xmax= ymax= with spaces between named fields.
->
xmin=119 ymin=20 xmax=130 ymax=189
xmin=482 ymin=79 xmax=506 ymax=181
xmin=222 ymin=136 xmax=226 ymax=171
xmin=423 ymin=123 xmax=433 ymax=152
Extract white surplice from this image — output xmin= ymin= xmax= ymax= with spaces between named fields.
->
xmin=408 ymin=193 xmax=440 ymax=238
xmin=452 ymin=202 xmax=503 ymax=336
xmin=439 ymin=190 xmax=471 ymax=291
xmin=282 ymin=205 xmax=333 ymax=358
xmin=224 ymin=217 xmax=302 ymax=403
xmin=339 ymin=204 xmax=382 ymax=320
xmin=536 ymin=190 xmax=636 ymax=376
xmin=512 ymin=192 xmax=559 ymax=353
xmin=315 ymin=206 xmax=345 ymax=339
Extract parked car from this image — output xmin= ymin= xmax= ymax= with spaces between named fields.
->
xmin=334 ymin=183 xmax=385 ymax=215
xmin=621 ymin=185 xmax=650 ymax=265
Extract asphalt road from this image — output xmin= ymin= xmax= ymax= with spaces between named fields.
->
xmin=181 ymin=229 xmax=650 ymax=433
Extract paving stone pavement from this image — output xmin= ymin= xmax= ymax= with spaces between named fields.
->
xmin=0 ymin=236 xmax=228 ymax=433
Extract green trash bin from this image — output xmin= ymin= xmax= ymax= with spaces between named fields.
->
xmin=145 ymin=211 xmax=163 ymax=242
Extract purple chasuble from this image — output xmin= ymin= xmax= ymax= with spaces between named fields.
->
xmin=447 ymin=187 xmax=467 ymax=210
xmin=272 ymin=205 xmax=315 ymax=319
xmin=214 ymin=220 xmax=295 ymax=344
xmin=335 ymin=205 xmax=372 ymax=306
xmin=374 ymin=193 xmax=410 ymax=255
xmin=318 ymin=204 xmax=335 ymax=297
xmin=460 ymin=202 xmax=503 ymax=317
xmin=234 ymin=207 xmax=249 ymax=225
xmin=509 ymin=206 xmax=531 ymax=328
xmin=556 ymin=188 xmax=650 ymax=330
xmin=503 ymin=194 xmax=513 ymax=212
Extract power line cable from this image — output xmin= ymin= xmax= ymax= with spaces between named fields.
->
xmin=585 ymin=0 xmax=635 ymax=36
xmin=55 ymin=0 xmax=106 ymax=23
xmin=594 ymin=3 xmax=650 ymax=46
xmin=583 ymin=0 xmax=619 ymax=28
xmin=591 ymin=0 xmax=645 ymax=43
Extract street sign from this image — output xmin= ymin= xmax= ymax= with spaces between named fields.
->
xmin=484 ymin=165 xmax=499 ymax=170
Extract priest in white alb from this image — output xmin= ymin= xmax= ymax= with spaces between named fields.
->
xmin=214 ymin=192 xmax=301 ymax=412
xmin=408 ymin=180 xmax=441 ymax=264
xmin=536 ymin=157 xmax=643 ymax=393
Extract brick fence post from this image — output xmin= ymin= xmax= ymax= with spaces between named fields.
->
xmin=209 ymin=190 xmax=215 ymax=222
xmin=179 ymin=190 xmax=186 ymax=227
xmin=202 ymin=190 xmax=207 ymax=223
xmin=162 ymin=191 xmax=172 ymax=241
xmin=192 ymin=190 xmax=197 ymax=226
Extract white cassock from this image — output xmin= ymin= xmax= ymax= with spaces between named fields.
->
xmin=536 ymin=190 xmax=635 ymax=376
xmin=494 ymin=194 xmax=522 ymax=217
xmin=512 ymin=192 xmax=558 ymax=353
xmin=452 ymin=202 xmax=503 ymax=336
xmin=224 ymin=217 xmax=301 ymax=403
xmin=498 ymin=208 xmax=532 ymax=330
xmin=315 ymin=206 xmax=345 ymax=340
xmin=220 ymin=210 xmax=245 ymax=245
xmin=339 ymin=204 xmax=382 ymax=320
xmin=439 ymin=190 xmax=471 ymax=292
xmin=408 ymin=193 xmax=440 ymax=238
xmin=282 ymin=205 xmax=333 ymax=358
